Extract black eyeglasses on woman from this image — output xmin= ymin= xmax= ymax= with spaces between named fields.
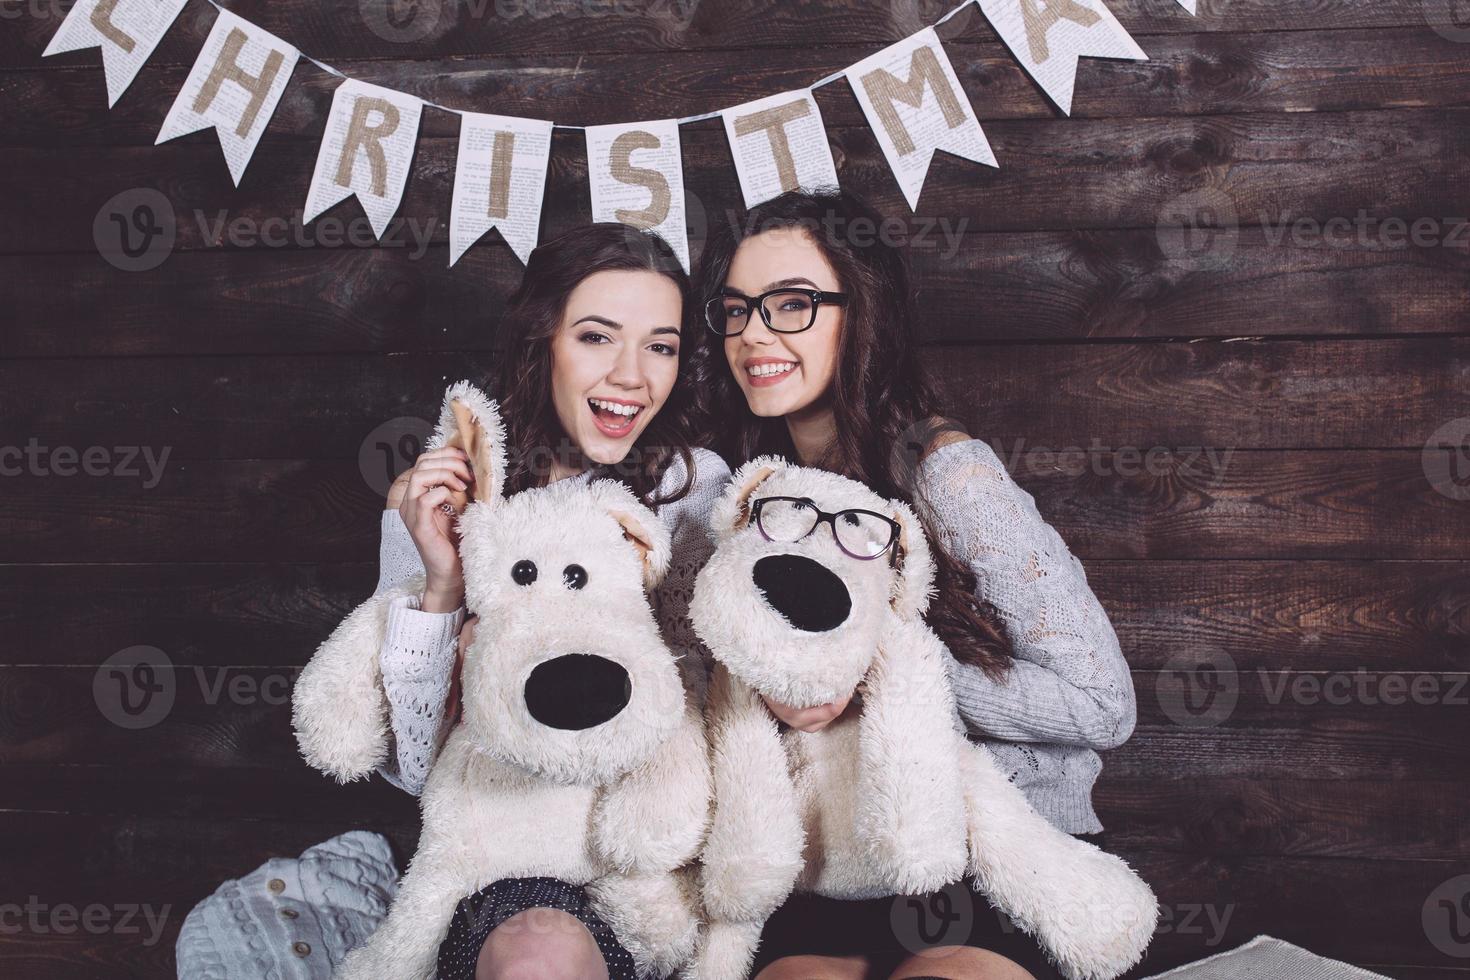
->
xmin=705 ymin=287 xmax=848 ymax=337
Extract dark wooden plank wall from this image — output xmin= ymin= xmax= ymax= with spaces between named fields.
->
xmin=2 ymin=0 xmax=1468 ymax=976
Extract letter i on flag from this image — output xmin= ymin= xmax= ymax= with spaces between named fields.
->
xmin=304 ymin=79 xmax=424 ymax=239
xmin=155 ymin=8 xmax=300 ymax=186
xmin=450 ymin=112 xmax=554 ymax=267
xmin=975 ymin=0 xmax=1147 ymax=115
xmin=43 ymin=0 xmax=189 ymax=107
xmin=585 ymin=120 xmax=690 ymax=273
xmin=844 ymin=28 xmax=997 ymax=212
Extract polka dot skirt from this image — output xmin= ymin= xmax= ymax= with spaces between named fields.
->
xmin=435 ymin=876 xmax=639 ymax=980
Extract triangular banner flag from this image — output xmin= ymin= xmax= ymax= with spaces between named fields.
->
xmin=720 ymin=89 xmax=840 ymax=209
xmin=155 ymin=8 xmax=300 ymax=186
xmin=1176 ymin=0 xmax=1197 ymax=13
xmin=585 ymin=119 xmax=690 ymax=273
xmin=844 ymin=27 xmax=997 ymax=212
xmin=304 ymin=79 xmax=423 ymax=240
xmin=975 ymin=0 xmax=1147 ymax=115
xmin=43 ymin=0 xmax=189 ymax=107
xmin=450 ymin=112 xmax=554 ymax=267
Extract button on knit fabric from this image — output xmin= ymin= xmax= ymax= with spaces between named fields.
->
xmin=175 ymin=831 xmax=399 ymax=980
xmin=435 ymin=877 xmax=637 ymax=980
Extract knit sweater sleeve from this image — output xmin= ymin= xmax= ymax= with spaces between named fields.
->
xmin=914 ymin=438 xmax=1136 ymax=750
xmin=373 ymin=509 xmax=463 ymax=796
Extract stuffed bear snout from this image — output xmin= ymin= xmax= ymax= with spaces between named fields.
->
xmin=752 ymin=554 xmax=852 ymax=633
xmin=523 ymin=653 xmax=633 ymax=731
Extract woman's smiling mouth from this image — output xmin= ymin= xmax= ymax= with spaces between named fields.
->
xmin=745 ymin=359 xmax=799 ymax=387
xmin=588 ymin=397 xmax=644 ymax=436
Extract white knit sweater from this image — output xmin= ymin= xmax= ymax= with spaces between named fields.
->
xmin=371 ymin=438 xmax=1134 ymax=834
xmin=371 ymin=447 xmax=730 ymax=795
xmin=914 ymin=437 xmax=1137 ymax=834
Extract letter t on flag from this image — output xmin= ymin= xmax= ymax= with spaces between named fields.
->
xmin=720 ymin=89 xmax=839 ymax=208
xmin=843 ymin=28 xmax=997 ymax=212
xmin=304 ymin=78 xmax=423 ymax=239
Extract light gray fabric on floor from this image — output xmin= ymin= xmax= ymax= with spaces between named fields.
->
xmin=1140 ymin=935 xmax=1391 ymax=980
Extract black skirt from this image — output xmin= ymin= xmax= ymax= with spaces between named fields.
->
xmin=435 ymin=876 xmax=639 ymax=980
xmin=748 ymin=832 xmax=1107 ymax=979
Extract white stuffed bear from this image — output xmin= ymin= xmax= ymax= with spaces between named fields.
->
xmin=292 ymin=381 xmax=711 ymax=980
xmin=689 ymin=456 xmax=1158 ymax=980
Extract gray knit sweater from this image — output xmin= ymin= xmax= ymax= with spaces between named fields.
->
xmin=374 ymin=438 xmax=1134 ymax=834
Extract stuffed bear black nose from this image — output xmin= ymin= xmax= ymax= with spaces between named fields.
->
xmin=523 ymin=654 xmax=632 ymax=730
xmin=752 ymin=554 xmax=852 ymax=632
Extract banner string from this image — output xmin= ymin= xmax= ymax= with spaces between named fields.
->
xmin=201 ymin=0 xmax=979 ymax=131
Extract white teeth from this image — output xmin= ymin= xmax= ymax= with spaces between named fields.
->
xmin=748 ymin=362 xmax=796 ymax=378
xmin=589 ymin=398 xmax=640 ymax=418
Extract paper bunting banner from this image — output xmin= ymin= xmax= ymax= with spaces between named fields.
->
xmin=585 ymin=119 xmax=690 ymax=273
xmin=43 ymin=0 xmax=188 ymax=107
xmin=450 ymin=112 xmax=554 ymax=267
xmin=720 ymin=89 xmax=840 ymax=209
xmin=32 ymin=0 xmax=1183 ymax=270
xmin=844 ymin=28 xmax=997 ymax=212
xmin=304 ymin=79 xmax=423 ymax=239
xmin=975 ymin=0 xmax=1147 ymax=115
xmin=155 ymin=9 xmax=300 ymax=186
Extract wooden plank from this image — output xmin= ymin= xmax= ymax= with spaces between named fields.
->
xmin=1094 ymin=561 xmax=1470 ymax=673
xmin=1004 ymin=449 xmax=1470 ymax=561
xmin=3 ymin=450 xmax=1466 ymax=564
xmin=4 ymin=107 xmax=1468 ymax=252
xmin=0 ymin=563 xmax=375 ymax=668
xmin=5 ymin=559 xmax=1465 ymax=672
xmin=1 ymin=763 xmax=418 ymax=824
xmin=0 ymin=460 xmax=384 ymax=565
xmin=8 ymin=763 xmax=1467 ymax=866
xmin=6 ymin=222 xmax=1468 ymax=358
xmin=7 ymin=26 xmax=1470 ymax=147
xmin=3 ymin=666 xmax=1466 ymax=779
xmin=4 ymin=340 xmax=1468 ymax=458
xmin=0 ymin=0 xmax=1445 ymax=74
xmin=1113 ymin=669 xmax=1470 ymax=782
xmin=1094 ymin=777 xmax=1470 ymax=861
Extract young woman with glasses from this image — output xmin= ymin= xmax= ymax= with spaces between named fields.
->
xmin=372 ymin=222 xmax=730 ymax=980
xmin=689 ymin=189 xmax=1137 ymax=980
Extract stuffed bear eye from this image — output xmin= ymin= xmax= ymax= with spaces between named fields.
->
xmin=511 ymin=559 xmax=538 ymax=585
xmin=562 ymin=564 xmax=588 ymax=590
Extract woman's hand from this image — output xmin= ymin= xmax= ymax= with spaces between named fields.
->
xmin=760 ymin=693 xmax=853 ymax=734
xmin=394 ymin=447 xmax=474 ymax=612
xmin=447 ymin=615 xmax=475 ymax=728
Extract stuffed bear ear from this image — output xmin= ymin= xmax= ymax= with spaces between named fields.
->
xmin=887 ymin=498 xmax=938 ymax=621
xmin=426 ymin=381 xmax=508 ymax=508
xmin=711 ymin=455 xmax=786 ymax=541
xmin=589 ymin=481 xmax=672 ymax=591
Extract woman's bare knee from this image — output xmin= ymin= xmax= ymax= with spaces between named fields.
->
xmin=889 ymin=946 xmax=1037 ymax=980
xmin=475 ymin=907 xmax=608 ymax=980
xmin=755 ymin=954 xmax=870 ymax=980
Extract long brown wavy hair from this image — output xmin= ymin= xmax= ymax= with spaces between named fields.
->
xmin=689 ymin=189 xmax=1013 ymax=678
xmin=489 ymin=222 xmax=705 ymax=507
